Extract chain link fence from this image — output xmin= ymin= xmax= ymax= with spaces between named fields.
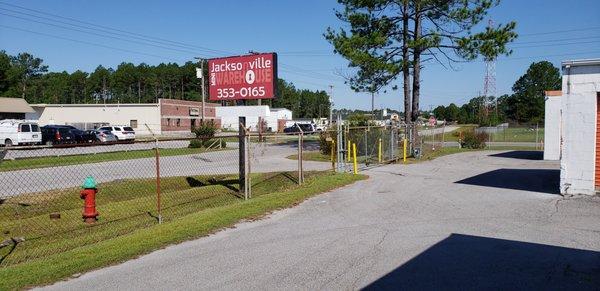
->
xmin=0 ymin=121 xmax=330 ymax=267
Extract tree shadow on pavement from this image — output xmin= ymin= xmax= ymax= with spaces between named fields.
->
xmin=489 ymin=151 xmax=543 ymax=160
xmin=455 ymin=168 xmax=560 ymax=194
xmin=363 ymin=233 xmax=600 ymax=290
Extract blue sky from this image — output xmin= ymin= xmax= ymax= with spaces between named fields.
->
xmin=1 ymin=0 xmax=599 ymax=111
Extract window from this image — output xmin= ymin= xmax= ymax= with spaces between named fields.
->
xmin=123 ymin=127 xmax=134 ymax=132
xmin=176 ymin=119 xmax=181 ymax=127
xmin=31 ymin=124 xmax=39 ymax=132
xmin=20 ymin=124 xmax=31 ymax=132
xmin=130 ymin=120 xmax=138 ymax=128
xmin=99 ymin=127 xmax=111 ymax=131
xmin=114 ymin=127 xmax=122 ymax=131
xmin=166 ymin=118 xmax=171 ymax=126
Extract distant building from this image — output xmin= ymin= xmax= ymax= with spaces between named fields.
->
xmin=543 ymin=90 xmax=562 ymax=161
xmin=0 ymin=97 xmax=35 ymax=120
xmin=216 ymin=106 xmax=292 ymax=132
xmin=25 ymin=98 xmax=293 ymax=135
xmin=26 ymin=99 xmax=220 ymax=135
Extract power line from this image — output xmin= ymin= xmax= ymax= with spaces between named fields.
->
xmin=0 ymin=2 xmax=232 ymax=56
xmin=0 ymin=24 xmax=185 ymax=62
xmin=0 ymin=11 xmax=214 ymax=58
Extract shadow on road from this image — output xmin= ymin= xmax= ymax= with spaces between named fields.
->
xmin=455 ymin=168 xmax=559 ymax=194
xmin=489 ymin=151 xmax=543 ymax=160
xmin=363 ymin=233 xmax=600 ymax=290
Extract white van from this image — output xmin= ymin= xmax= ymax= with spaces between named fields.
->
xmin=0 ymin=119 xmax=42 ymax=146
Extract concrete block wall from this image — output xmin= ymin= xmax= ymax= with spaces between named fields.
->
xmin=560 ymin=92 xmax=596 ymax=195
xmin=543 ymin=95 xmax=561 ymax=160
xmin=560 ymin=61 xmax=600 ymax=195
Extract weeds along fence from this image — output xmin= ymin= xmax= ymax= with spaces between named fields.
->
xmin=0 ymin=125 xmax=325 ymax=267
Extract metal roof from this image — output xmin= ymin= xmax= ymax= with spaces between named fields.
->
xmin=0 ymin=97 xmax=35 ymax=113
xmin=561 ymin=59 xmax=600 ymax=67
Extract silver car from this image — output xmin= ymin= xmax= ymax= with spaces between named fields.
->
xmin=87 ymin=130 xmax=117 ymax=143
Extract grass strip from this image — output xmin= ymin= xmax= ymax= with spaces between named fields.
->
xmin=0 ymin=172 xmax=366 ymax=290
xmin=286 ymin=151 xmax=332 ymax=162
xmin=0 ymin=147 xmax=230 ymax=172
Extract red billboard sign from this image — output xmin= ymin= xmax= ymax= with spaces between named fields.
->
xmin=208 ymin=53 xmax=277 ymax=101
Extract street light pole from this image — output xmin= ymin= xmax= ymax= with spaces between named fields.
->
xmin=195 ymin=57 xmax=206 ymax=123
xmin=329 ymin=85 xmax=334 ymax=126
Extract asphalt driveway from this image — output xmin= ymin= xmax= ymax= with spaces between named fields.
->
xmin=41 ymin=150 xmax=600 ymax=290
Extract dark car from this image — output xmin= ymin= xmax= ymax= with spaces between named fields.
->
xmin=63 ymin=126 xmax=95 ymax=143
xmin=283 ymin=123 xmax=316 ymax=134
xmin=41 ymin=125 xmax=77 ymax=145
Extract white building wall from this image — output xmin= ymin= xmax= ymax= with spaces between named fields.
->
xmin=543 ymin=96 xmax=561 ymax=160
xmin=216 ymin=106 xmax=269 ymax=131
xmin=216 ymin=106 xmax=293 ymax=132
xmin=560 ymin=61 xmax=600 ymax=195
xmin=28 ymin=104 xmax=161 ymax=135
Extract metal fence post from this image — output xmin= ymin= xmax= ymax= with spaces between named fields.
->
xmin=239 ymin=117 xmax=246 ymax=199
xmin=297 ymin=126 xmax=304 ymax=184
xmin=145 ymin=124 xmax=161 ymax=224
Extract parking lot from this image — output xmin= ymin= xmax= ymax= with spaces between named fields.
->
xmin=42 ymin=150 xmax=600 ymax=290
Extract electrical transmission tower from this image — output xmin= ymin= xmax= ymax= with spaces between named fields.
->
xmin=483 ymin=19 xmax=497 ymax=119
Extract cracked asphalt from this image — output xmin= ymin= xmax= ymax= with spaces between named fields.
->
xmin=41 ymin=150 xmax=600 ymax=290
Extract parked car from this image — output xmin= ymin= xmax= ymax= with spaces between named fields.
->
xmin=86 ymin=129 xmax=117 ymax=143
xmin=63 ymin=125 xmax=96 ymax=143
xmin=41 ymin=125 xmax=78 ymax=145
xmin=0 ymin=119 xmax=42 ymax=146
xmin=283 ymin=123 xmax=316 ymax=134
xmin=97 ymin=126 xmax=136 ymax=141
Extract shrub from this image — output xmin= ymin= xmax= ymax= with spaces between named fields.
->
xmin=319 ymin=130 xmax=337 ymax=155
xmin=192 ymin=120 xmax=217 ymax=140
xmin=188 ymin=139 xmax=204 ymax=148
xmin=188 ymin=138 xmax=227 ymax=149
xmin=460 ymin=131 xmax=487 ymax=149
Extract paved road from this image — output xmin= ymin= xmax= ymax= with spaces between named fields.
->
xmin=41 ymin=150 xmax=600 ymax=290
xmin=419 ymin=125 xmax=459 ymax=136
xmin=2 ymin=140 xmax=239 ymax=160
xmin=0 ymin=144 xmax=329 ymax=197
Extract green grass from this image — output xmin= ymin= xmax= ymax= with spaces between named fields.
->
xmin=0 ymin=171 xmax=366 ymax=290
xmin=435 ymin=126 xmax=544 ymax=143
xmin=490 ymin=127 xmax=544 ymax=142
xmin=286 ymin=151 xmax=332 ymax=162
xmin=0 ymin=146 xmax=230 ymax=172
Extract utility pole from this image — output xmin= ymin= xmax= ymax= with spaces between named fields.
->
xmin=328 ymin=85 xmax=334 ymax=126
xmin=195 ymin=57 xmax=206 ymax=123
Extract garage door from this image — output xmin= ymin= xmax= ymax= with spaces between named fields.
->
xmin=596 ymin=93 xmax=600 ymax=188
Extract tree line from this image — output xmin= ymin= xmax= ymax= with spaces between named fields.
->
xmin=0 ymin=51 xmax=331 ymax=119
xmin=432 ymin=61 xmax=561 ymax=125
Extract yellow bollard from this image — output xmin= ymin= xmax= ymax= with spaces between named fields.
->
xmin=330 ymin=140 xmax=335 ymax=171
xmin=347 ymin=141 xmax=351 ymax=162
xmin=403 ymin=138 xmax=407 ymax=163
xmin=353 ymin=143 xmax=358 ymax=174
xmin=378 ymin=138 xmax=382 ymax=163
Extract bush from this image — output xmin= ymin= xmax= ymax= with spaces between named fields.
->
xmin=192 ymin=120 xmax=217 ymax=140
xmin=460 ymin=131 xmax=487 ymax=149
xmin=188 ymin=139 xmax=204 ymax=148
xmin=188 ymin=138 xmax=227 ymax=149
xmin=319 ymin=130 xmax=337 ymax=155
